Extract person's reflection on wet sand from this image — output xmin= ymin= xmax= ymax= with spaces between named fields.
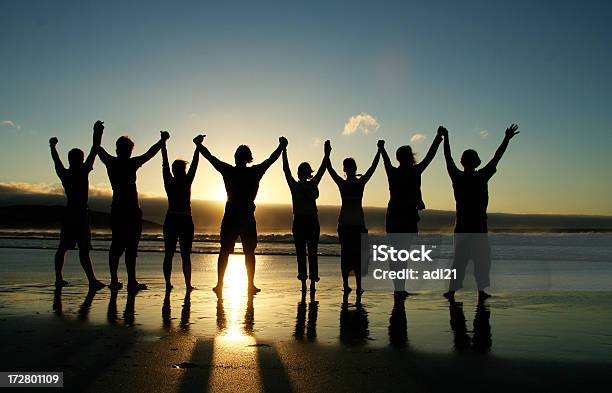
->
xmin=123 ymin=290 xmax=137 ymax=327
xmin=294 ymin=292 xmax=319 ymax=341
xmin=339 ymin=293 xmax=369 ymax=346
xmin=244 ymin=295 xmax=255 ymax=335
xmin=388 ymin=292 xmax=409 ymax=349
xmin=472 ymin=303 xmax=492 ymax=353
xmin=78 ymin=289 xmax=96 ymax=321
xmin=162 ymin=290 xmax=172 ymax=330
xmin=180 ymin=291 xmax=191 ymax=331
xmin=216 ymin=299 xmax=226 ymax=333
xmin=53 ymin=286 xmax=63 ymax=316
xmin=449 ymin=301 xmax=470 ymax=352
xmin=107 ymin=288 xmax=119 ymax=325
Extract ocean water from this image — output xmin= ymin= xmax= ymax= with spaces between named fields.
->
xmin=1 ymin=233 xmax=612 ymax=364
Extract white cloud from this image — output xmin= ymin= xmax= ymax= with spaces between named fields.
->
xmin=479 ymin=129 xmax=489 ymax=139
xmin=1 ymin=120 xmax=20 ymax=130
xmin=410 ymin=133 xmax=426 ymax=143
xmin=343 ymin=113 xmax=380 ymax=135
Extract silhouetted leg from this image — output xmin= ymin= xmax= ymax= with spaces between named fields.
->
xmin=163 ymin=249 xmax=175 ymax=290
xmin=213 ymin=252 xmax=230 ymax=297
xmin=108 ymin=245 xmax=122 ymax=289
xmin=181 ymin=218 xmax=194 ymax=290
xmin=54 ymin=248 xmax=68 ymax=286
xmin=448 ymin=234 xmax=471 ymax=292
xmin=78 ymin=248 xmax=104 ymax=290
xmin=356 ymin=270 xmax=363 ymax=295
xmin=294 ymin=230 xmax=308 ymax=284
xmin=341 ymin=267 xmax=350 ymax=293
xmin=245 ymin=252 xmax=260 ymax=293
xmin=125 ymin=249 xmax=139 ymax=290
xmin=181 ymin=251 xmax=192 ymax=291
xmin=163 ymin=217 xmax=177 ymax=290
xmin=473 ymin=234 xmax=492 ymax=301
xmin=307 ymin=234 xmax=319 ymax=293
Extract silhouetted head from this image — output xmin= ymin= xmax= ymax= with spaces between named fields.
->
xmin=343 ymin=158 xmax=357 ymax=177
xmin=234 ymin=145 xmax=253 ymax=166
xmin=68 ymin=148 xmax=84 ymax=168
xmin=116 ymin=136 xmax=134 ymax=159
xmin=460 ymin=149 xmax=481 ymax=171
xmin=297 ymin=162 xmax=314 ymax=181
xmin=396 ymin=145 xmax=416 ymax=166
xmin=172 ymin=159 xmax=188 ymax=178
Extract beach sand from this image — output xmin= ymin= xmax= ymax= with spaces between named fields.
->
xmin=1 ymin=249 xmax=612 ymax=392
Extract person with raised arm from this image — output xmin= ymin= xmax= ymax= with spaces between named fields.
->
xmin=49 ymin=121 xmax=106 ymax=290
xmin=440 ymin=124 xmax=519 ymax=303
xmin=282 ymin=139 xmax=330 ymax=294
xmin=195 ymin=135 xmax=288 ymax=297
xmin=327 ymin=141 xmax=381 ymax=296
xmin=161 ymin=134 xmax=202 ymax=292
xmin=98 ymin=129 xmax=170 ymax=292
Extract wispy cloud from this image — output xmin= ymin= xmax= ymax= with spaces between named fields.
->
xmin=479 ymin=129 xmax=489 ymax=139
xmin=343 ymin=113 xmax=380 ymax=135
xmin=1 ymin=119 xmax=21 ymax=130
xmin=410 ymin=133 xmax=426 ymax=143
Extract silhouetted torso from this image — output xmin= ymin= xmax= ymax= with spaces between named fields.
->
xmin=220 ymin=165 xmax=266 ymax=215
xmin=338 ymin=178 xmax=366 ymax=226
xmin=57 ymin=165 xmax=92 ymax=209
xmin=449 ymin=167 xmax=496 ymax=232
xmin=386 ymin=165 xmax=424 ymax=210
xmin=164 ymin=175 xmax=194 ymax=215
xmin=288 ymin=179 xmax=319 ymax=216
xmin=103 ymin=157 xmax=143 ymax=210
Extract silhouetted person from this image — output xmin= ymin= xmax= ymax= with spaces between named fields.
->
xmin=388 ymin=293 xmax=409 ymax=349
xmin=327 ymin=141 xmax=380 ymax=295
xmin=195 ymin=136 xmax=287 ymax=297
xmin=49 ymin=121 xmax=105 ymax=290
xmin=379 ymin=131 xmax=443 ymax=296
xmin=161 ymin=135 xmax=202 ymax=291
xmin=98 ymin=130 xmax=170 ymax=292
xmin=282 ymin=140 xmax=330 ymax=293
xmin=441 ymin=124 xmax=519 ymax=303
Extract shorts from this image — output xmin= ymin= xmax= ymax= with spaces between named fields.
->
xmin=163 ymin=213 xmax=194 ymax=254
xmin=337 ymin=224 xmax=368 ymax=274
xmin=386 ymin=205 xmax=419 ymax=233
xmin=110 ymin=208 xmax=142 ymax=256
xmin=58 ymin=208 xmax=92 ymax=250
xmin=220 ymin=212 xmax=257 ymax=254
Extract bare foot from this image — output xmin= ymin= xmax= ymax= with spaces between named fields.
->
xmin=109 ymin=281 xmax=123 ymax=290
xmin=443 ymin=291 xmax=455 ymax=302
xmin=127 ymin=282 xmax=147 ymax=292
xmin=248 ymin=285 xmax=261 ymax=295
xmin=212 ymin=286 xmax=222 ymax=298
xmin=89 ymin=280 xmax=106 ymax=291
xmin=165 ymin=283 xmax=174 ymax=292
xmin=478 ymin=290 xmax=491 ymax=303
xmin=55 ymin=279 xmax=69 ymax=287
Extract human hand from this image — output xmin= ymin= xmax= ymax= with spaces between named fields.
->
xmin=160 ymin=131 xmax=170 ymax=141
xmin=49 ymin=137 xmax=58 ymax=147
xmin=193 ymin=134 xmax=205 ymax=145
xmin=377 ymin=140 xmax=385 ymax=149
xmin=279 ymin=136 xmax=288 ymax=148
xmin=437 ymin=126 xmax=448 ymax=138
xmin=324 ymin=140 xmax=331 ymax=155
xmin=93 ymin=120 xmax=104 ymax=134
xmin=505 ymin=123 xmax=519 ymax=139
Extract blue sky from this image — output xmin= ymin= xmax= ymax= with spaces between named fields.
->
xmin=1 ymin=0 xmax=611 ymax=214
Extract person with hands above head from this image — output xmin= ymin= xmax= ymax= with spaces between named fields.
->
xmin=441 ymin=124 xmax=520 ymax=304
xmin=98 ymin=128 xmax=170 ymax=292
xmin=49 ymin=121 xmax=106 ymax=291
xmin=195 ymin=135 xmax=288 ymax=297
xmin=327 ymin=140 xmax=381 ymax=298
xmin=161 ymin=134 xmax=202 ymax=293
xmin=282 ymin=138 xmax=330 ymax=294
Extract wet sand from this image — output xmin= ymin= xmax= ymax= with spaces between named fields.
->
xmin=1 ymin=249 xmax=612 ymax=392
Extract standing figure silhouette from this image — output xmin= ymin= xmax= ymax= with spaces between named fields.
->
xmin=282 ymin=139 xmax=330 ymax=293
xmin=195 ymin=135 xmax=287 ymax=297
xmin=161 ymin=135 xmax=202 ymax=292
xmin=98 ymin=129 xmax=170 ymax=292
xmin=49 ymin=120 xmax=105 ymax=290
xmin=441 ymin=124 xmax=519 ymax=303
xmin=379 ymin=129 xmax=443 ymax=296
xmin=327 ymin=141 xmax=381 ymax=295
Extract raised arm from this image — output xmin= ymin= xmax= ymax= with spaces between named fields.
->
xmin=49 ymin=137 xmax=65 ymax=177
xmin=378 ymin=140 xmax=393 ymax=173
xmin=161 ymin=141 xmax=172 ymax=184
xmin=325 ymin=141 xmax=343 ymax=186
xmin=133 ymin=131 xmax=169 ymax=167
xmin=281 ymin=148 xmax=296 ymax=186
xmin=415 ymin=130 xmax=443 ymax=173
xmin=482 ymin=124 xmax=519 ymax=172
xmin=195 ymin=139 xmax=232 ymax=175
xmin=256 ymin=137 xmax=287 ymax=174
xmin=360 ymin=149 xmax=381 ymax=184
xmin=311 ymin=140 xmax=331 ymax=185
xmin=440 ymin=126 xmax=459 ymax=176
xmin=187 ymin=135 xmax=203 ymax=182
xmin=84 ymin=120 xmax=104 ymax=170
